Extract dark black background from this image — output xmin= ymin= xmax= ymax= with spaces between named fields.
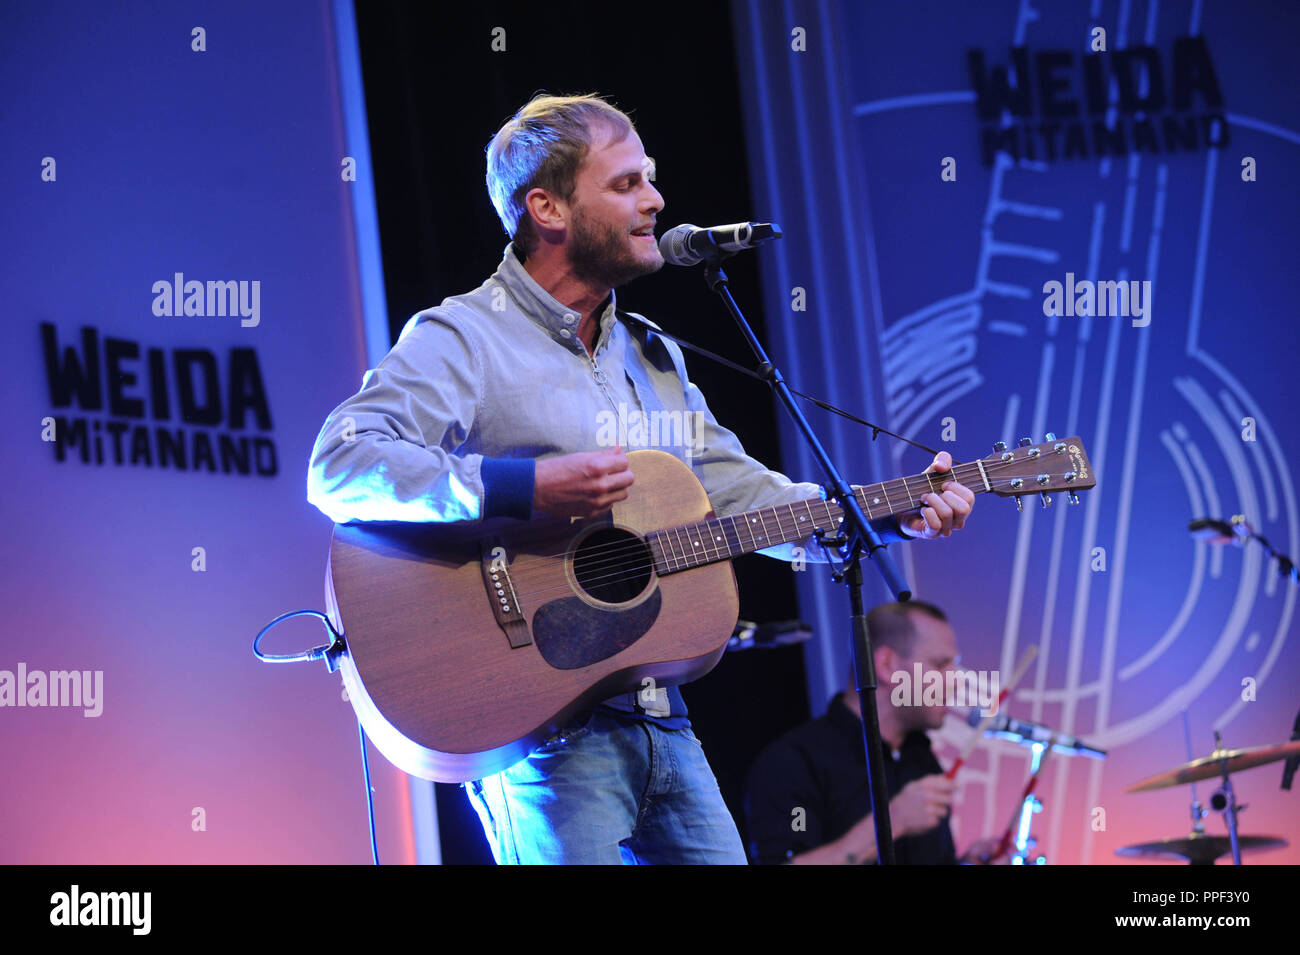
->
xmin=11 ymin=867 xmax=1281 ymax=933
xmin=354 ymin=0 xmax=818 ymax=863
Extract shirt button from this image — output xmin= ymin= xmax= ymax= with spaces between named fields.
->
xmin=563 ymin=312 xmax=577 ymax=325
xmin=560 ymin=328 xmax=572 ymax=339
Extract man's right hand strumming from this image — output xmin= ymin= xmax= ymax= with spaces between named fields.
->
xmin=533 ymin=446 xmax=635 ymax=517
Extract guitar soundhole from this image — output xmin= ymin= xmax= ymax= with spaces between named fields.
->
xmin=572 ymin=528 xmax=654 ymax=604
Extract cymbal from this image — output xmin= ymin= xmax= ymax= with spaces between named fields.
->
xmin=1125 ymin=740 xmax=1300 ymax=793
xmin=1116 ymin=833 xmax=1288 ymax=864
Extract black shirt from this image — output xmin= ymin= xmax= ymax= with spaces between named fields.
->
xmin=744 ymin=693 xmax=958 ymax=864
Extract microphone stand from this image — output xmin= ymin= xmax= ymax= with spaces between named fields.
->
xmin=1282 ymin=706 xmax=1300 ymax=791
xmin=697 ymin=250 xmax=909 ymax=865
xmin=1190 ymin=515 xmax=1299 ymax=583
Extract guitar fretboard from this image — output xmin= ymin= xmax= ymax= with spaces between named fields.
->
xmin=646 ymin=460 xmax=992 ymax=574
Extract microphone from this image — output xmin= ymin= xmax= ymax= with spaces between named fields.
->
xmin=1188 ymin=516 xmax=1244 ymax=544
xmin=658 ymin=222 xmax=782 ymax=266
xmin=962 ymin=709 xmax=1106 ymax=760
xmin=1190 ymin=514 xmax=1299 ymax=582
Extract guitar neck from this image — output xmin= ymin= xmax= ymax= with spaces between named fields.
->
xmin=646 ymin=460 xmax=994 ymax=575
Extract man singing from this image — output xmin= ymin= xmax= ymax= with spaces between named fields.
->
xmin=308 ymin=93 xmax=975 ymax=864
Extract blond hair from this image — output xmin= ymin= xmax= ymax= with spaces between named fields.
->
xmin=485 ymin=93 xmax=633 ymax=255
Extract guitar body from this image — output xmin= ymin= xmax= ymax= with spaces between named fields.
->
xmin=326 ymin=450 xmax=739 ymax=783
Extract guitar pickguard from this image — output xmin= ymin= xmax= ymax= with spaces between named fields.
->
xmin=532 ymin=590 xmax=663 ymax=669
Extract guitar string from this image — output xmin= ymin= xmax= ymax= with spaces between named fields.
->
xmin=504 ymin=447 xmax=1071 ymax=577
xmin=500 ymin=462 xmax=992 ymax=589
xmin=500 ymin=454 xmax=1076 ymax=603
xmin=502 ymin=458 xmax=995 ymax=573
xmin=503 ymin=497 xmax=1021 ymax=603
xmin=500 ymin=454 xmax=1058 ymax=597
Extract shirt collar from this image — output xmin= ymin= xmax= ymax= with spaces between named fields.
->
xmin=493 ymin=243 xmax=620 ymax=353
xmin=829 ymin=693 xmax=931 ymax=758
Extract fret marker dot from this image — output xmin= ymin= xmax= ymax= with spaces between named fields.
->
xmin=873 ymin=498 xmax=880 ymax=505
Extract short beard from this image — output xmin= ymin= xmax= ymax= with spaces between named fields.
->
xmin=567 ymin=204 xmax=662 ymax=289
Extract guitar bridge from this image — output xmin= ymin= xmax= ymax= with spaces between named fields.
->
xmin=481 ymin=540 xmax=531 ymax=648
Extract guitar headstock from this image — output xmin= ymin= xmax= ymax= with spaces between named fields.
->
xmin=978 ymin=434 xmax=1096 ymax=510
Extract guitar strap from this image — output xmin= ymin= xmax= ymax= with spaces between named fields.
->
xmin=616 ymin=309 xmax=767 ymax=385
xmin=617 ymin=309 xmax=945 ymax=459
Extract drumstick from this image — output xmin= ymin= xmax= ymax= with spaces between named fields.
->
xmin=945 ymin=644 xmax=1039 ymax=779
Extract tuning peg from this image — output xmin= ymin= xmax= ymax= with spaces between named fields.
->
xmin=1040 ymin=492 xmax=1053 ymax=509
xmin=1019 ymin=437 xmax=1032 ymax=447
xmin=1067 ymin=491 xmax=1080 ymax=506
xmin=993 ymin=441 xmax=1007 ymax=453
xmin=1015 ymin=497 xmax=1024 ymax=512
xmin=1045 ymin=432 xmax=1056 ymax=441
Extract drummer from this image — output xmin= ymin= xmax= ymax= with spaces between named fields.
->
xmin=743 ymin=601 xmax=1004 ymax=864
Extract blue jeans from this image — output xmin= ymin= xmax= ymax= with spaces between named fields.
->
xmin=465 ymin=710 xmax=748 ymax=864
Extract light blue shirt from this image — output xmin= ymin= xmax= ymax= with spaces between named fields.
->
xmin=307 ymin=244 xmax=903 ymax=721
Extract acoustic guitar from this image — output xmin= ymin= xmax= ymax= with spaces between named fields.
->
xmin=325 ymin=436 xmax=1095 ymax=782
